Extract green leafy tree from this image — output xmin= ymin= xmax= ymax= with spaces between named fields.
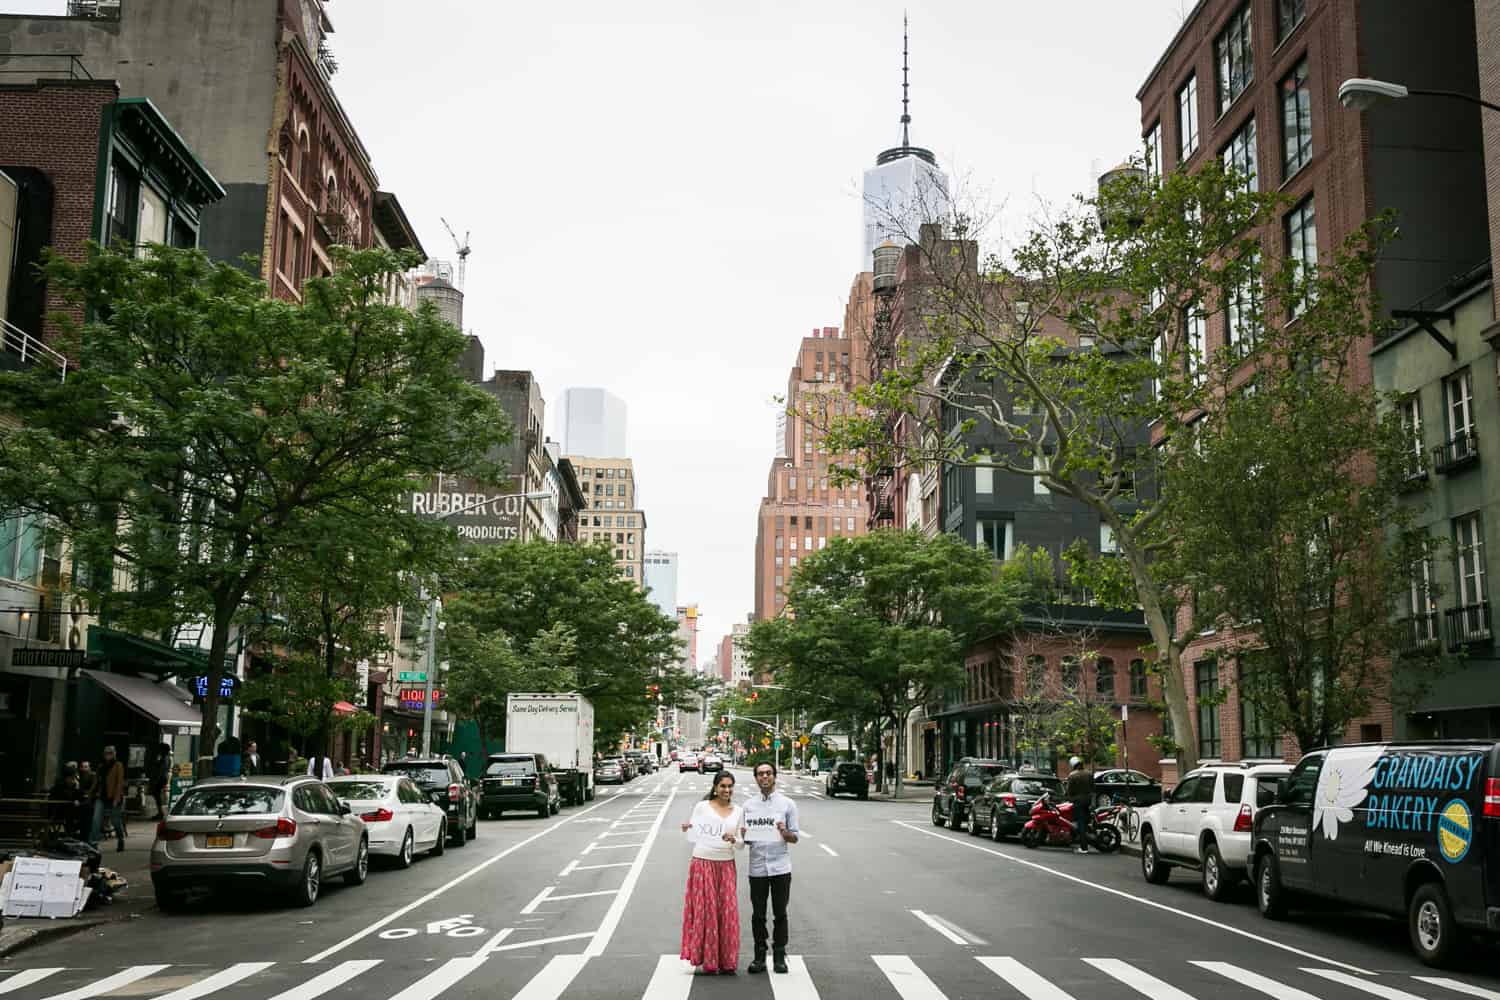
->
xmin=0 ymin=245 xmax=508 ymax=762
xmin=746 ymin=529 xmax=1022 ymax=798
xmin=823 ymin=161 xmax=1400 ymax=772
xmin=239 ymin=653 xmax=372 ymax=764
xmin=441 ymin=540 xmax=701 ymax=746
xmin=444 ymin=624 xmax=578 ymax=756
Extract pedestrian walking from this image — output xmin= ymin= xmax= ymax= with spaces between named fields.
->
xmin=1065 ymin=756 xmax=1094 ymax=854
xmin=90 ymin=746 xmax=126 ymax=851
xmin=678 ymin=771 xmax=743 ymax=975
xmin=75 ymin=761 xmax=96 ymax=840
xmin=242 ymin=740 xmax=262 ymax=775
xmin=212 ymin=737 xmax=241 ymax=778
xmin=306 ymin=753 xmax=334 ymax=780
xmin=742 ymin=761 xmax=799 ymax=975
xmin=150 ymin=743 xmax=172 ymax=820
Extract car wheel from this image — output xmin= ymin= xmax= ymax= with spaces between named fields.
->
xmin=396 ymin=828 xmax=415 ymax=869
xmin=967 ymin=809 xmax=981 ymax=836
xmin=1141 ymin=830 xmax=1170 ymax=884
xmin=550 ymin=798 xmax=560 ymax=816
xmin=343 ymin=838 xmax=369 ymax=886
xmin=1092 ymin=824 xmax=1121 ymax=853
xmin=430 ymin=822 xmax=446 ymax=856
xmin=1020 ymin=826 xmax=1042 ymax=849
xmin=585 ymin=785 xmax=595 ymax=801
xmin=990 ymin=812 xmax=1002 ymax=842
xmin=469 ymin=811 xmax=479 ymax=838
xmin=1202 ymin=842 xmax=1233 ymax=901
xmin=291 ymin=849 xmax=321 ymax=907
xmin=537 ymin=800 xmax=549 ymax=819
xmin=1256 ymin=851 xmax=1288 ymax=920
xmin=1410 ymin=882 xmax=1459 ymax=967
xmin=451 ymin=817 xmax=468 ymax=847
xmin=931 ymin=801 xmax=946 ymax=828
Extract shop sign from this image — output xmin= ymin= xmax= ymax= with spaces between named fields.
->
xmin=191 ymin=674 xmax=239 ymax=701
xmin=10 ymin=649 xmax=84 ymax=668
xmin=407 ymin=475 xmax=524 ymax=544
xmin=399 ymin=687 xmax=444 ymax=710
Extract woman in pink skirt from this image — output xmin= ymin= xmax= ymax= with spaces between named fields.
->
xmin=679 ymin=770 xmax=743 ymax=974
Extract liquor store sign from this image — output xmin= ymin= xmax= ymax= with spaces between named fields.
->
xmin=399 ymin=687 xmax=444 ymax=710
xmin=408 ymin=477 xmax=524 ymax=544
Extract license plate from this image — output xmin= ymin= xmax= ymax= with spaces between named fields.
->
xmin=205 ymin=834 xmax=233 ymax=848
xmin=501 ymin=778 xmax=520 ymax=786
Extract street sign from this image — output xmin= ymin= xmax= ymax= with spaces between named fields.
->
xmin=398 ymin=687 xmax=444 ymax=709
xmin=798 ymin=735 xmax=809 ymax=746
xmin=761 ymin=737 xmax=770 ymax=748
xmin=398 ymin=671 xmax=427 ymax=682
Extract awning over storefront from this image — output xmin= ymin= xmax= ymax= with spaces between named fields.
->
xmin=86 ymin=626 xmax=209 ymax=675
xmin=82 ymin=669 xmax=200 ymax=733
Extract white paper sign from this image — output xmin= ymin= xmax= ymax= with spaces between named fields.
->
xmin=685 ymin=818 xmax=726 ymax=845
xmin=743 ymin=818 xmax=782 ymax=843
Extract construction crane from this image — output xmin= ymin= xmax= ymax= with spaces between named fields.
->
xmin=440 ymin=217 xmax=471 ymax=291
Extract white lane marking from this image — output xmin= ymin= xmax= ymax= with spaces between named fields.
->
xmin=768 ymin=955 xmax=821 ymax=1000
xmin=1304 ymin=970 xmax=1426 ymax=1000
xmin=1085 ymin=958 xmax=1197 ymax=1000
xmin=520 ymin=886 xmax=556 ymax=914
xmin=977 ymin=957 xmax=1077 ymax=1000
xmin=305 ymin=793 xmax=615 ymax=963
xmin=264 ymin=961 xmax=382 ymax=1000
xmin=642 ymin=956 xmax=695 ymax=1000
xmin=1415 ymin=980 xmax=1500 ymax=1000
xmin=39 ymin=965 xmax=172 ymax=1000
xmin=583 ymin=787 xmax=678 ymax=958
xmin=583 ymin=840 xmax=646 ymax=852
xmin=0 ymin=971 xmax=65 ymax=996
xmin=558 ymin=860 xmax=578 ymax=877
xmin=512 ymin=956 xmax=590 ymax=1000
xmin=470 ymin=928 xmax=514 ymax=957
xmin=909 ymin=909 xmax=967 ymax=945
xmin=599 ymin=828 xmax=651 ymax=838
xmin=1193 ymin=963 xmax=1323 ymax=1000
xmin=898 ymin=822 xmax=1372 ymax=974
xmin=818 ymin=843 xmax=839 ymax=857
xmin=385 ymin=957 xmax=485 ymax=1000
xmin=483 ymin=931 xmax=596 ymax=954
xmin=153 ymin=963 xmax=276 ymax=1000
xmin=571 ymin=861 xmax=634 ymax=871
xmin=546 ymin=888 xmax=620 ymax=903
xmin=874 ymin=955 xmax=947 ymax=1000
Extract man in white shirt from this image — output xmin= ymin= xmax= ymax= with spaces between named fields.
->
xmin=742 ymin=762 xmax=798 ymax=974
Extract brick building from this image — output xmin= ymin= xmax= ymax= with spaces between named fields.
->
xmin=568 ymin=456 xmax=646 ymax=584
xmin=1137 ymin=0 xmax=1489 ymax=776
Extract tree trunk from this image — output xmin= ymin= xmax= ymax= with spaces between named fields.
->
xmin=197 ymin=597 xmax=238 ymax=777
xmin=893 ymin=711 xmax=905 ymax=801
xmin=1123 ymin=546 xmax=1198 ymax=774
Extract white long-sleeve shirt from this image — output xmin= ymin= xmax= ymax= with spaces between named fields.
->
xmin=686 ymin=801 xmax=743 ymax=861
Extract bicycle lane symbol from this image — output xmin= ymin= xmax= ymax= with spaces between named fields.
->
xmin=378 ymin=915 xmax=486 ymax=940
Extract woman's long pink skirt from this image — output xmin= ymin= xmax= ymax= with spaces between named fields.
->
xmin=679 ymin=857 xmax=739 ymax=972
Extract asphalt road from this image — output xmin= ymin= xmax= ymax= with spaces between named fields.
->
xmin=2 ymin=767 xmax=1498 ymax=999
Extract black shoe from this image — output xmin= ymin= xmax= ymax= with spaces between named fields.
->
xmin=773 ymin=953 xmax=788 ymax=974
xmin=748 ymin=954 xmax=767 ymax=974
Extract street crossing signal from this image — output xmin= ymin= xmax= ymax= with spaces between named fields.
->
xmin=719 ymin=715 xmax=730 ymax=725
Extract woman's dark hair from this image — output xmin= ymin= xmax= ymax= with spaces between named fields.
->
xmin=703 ymin=771 xmax=736 ymax=800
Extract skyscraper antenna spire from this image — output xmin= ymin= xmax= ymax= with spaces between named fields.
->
xmin=900 ymin=12 xmax=912 ymax=147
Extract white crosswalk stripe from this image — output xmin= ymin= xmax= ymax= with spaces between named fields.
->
xmin=384 ymin=958 xmax=485 ymax=1000
xmin=874 ymin=955 xmax=946 ymax=1000
xmin=977 ymin=957 xmax=1078 ymax=1000
xmin=0 ymin=971 xmax=64 ymax=996
xmin=641 ymin=956 xmax=694 ymax=1000
xmin=38 ymin=965 xmax=170 ymax=1000
xmin=1414 ymin=979 xmax=1500 ymax=1000
xmin=152 ymin=963 xmax=275 ymax=1000
xmin=767 ymin=955 xmax=820 ymax=1000
xmin=1193 ymin=961 xmax=1323 ymax=1000
xmin=1084 ymin=957 xmax=1198 ymax=1000
xmin=265 ymin=960 xmax=382 ymax=1000
xmin=1304 ymin=969 xmax=1431 ymax=1000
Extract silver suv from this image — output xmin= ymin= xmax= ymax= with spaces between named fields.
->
xmin=151 ymin=776 xmax=369 ymax=910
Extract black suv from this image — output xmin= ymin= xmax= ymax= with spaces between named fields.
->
xmin=932 ymin=758 xmax=1013 ymax=828
xmin=826 ymin=762 xmax=869 ymax=800
xmin=381 ymin=757 xmax=479 ymax=846
xmin=480 ymin=753 xmax=560 ymax=819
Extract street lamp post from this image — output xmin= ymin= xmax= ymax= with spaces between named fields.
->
xmin=1338 ymin=77 xmax=1500 ymax=114
xmin=418 ymin=486 xmax=549 ymax=756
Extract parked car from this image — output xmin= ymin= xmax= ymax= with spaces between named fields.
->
xmin=1252 ymin=740 xmax=1500 ymax=966
xmin=679 ymin=752 xmax=700 ymax=773
xmin=932 ymin=758 xmax=1014 ymax=828
xmin=595 ymin=758 xmax=626 ymax=785
xmin=1139 ymin=762 xmax=1291 ymax=901
xmin=478 ymin=752 xmax=561 ymax=819
xmin=625 ymin=750 xmax=655 ymax=774
xmin=1091 ymin=768 xmax=1164 ymax=808
xmin=825 ymin=762 xmax=869 ymax=800
xmin=381 ymin=757 xmax=479 ymax=845
xmin=616 ymin=756 xmax=639 ymax=780
xmin=151 ymin=776 xmax=367 ymax=910
xmin=967 ymin=773 xmax=1063 ymax=840
xmin=325 ymin=775 xmax=446 ymax=868
xmin=700 ymin=752 xmax=723 ymax=773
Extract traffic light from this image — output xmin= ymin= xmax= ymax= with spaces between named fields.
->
xmin=749 ymin=690 xmax=759 ymax=703
xmin=719 ymin=715 xmax=730 ymax=726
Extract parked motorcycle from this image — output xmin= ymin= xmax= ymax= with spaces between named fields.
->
xmin=1020 ymin=792 xmax=1121 ymax=852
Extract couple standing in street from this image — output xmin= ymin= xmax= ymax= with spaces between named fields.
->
xmin=678 ymin=762 xmax=799 ymax=976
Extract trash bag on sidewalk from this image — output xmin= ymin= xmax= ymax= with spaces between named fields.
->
xmin=42 ymin=837 xmax=102 ymax=873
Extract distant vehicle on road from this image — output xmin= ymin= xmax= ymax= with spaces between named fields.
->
xmin=325 ymin=775 xmax=445 ymax=867
xmin=700 ymin=752 xmax=723 ymax=773
xmin=480 ymin=753 xmax=561 ymax=819
xmin=678 ymin=752 xmax=700 ymax=773
xmin=595 ymin=758 xmax=626 ymax=785
xmin=381 ymin=756 xmax=478 ymax=846
xmin=967 ymin=773 xmax=1062 ymax=840
xmin=506 ymin=693 xmax=595 ymax=805
xmin=931 ymin=758 xmax=1013 ymax=828
xmin=825 ymin=762 xmax=868 ymax=800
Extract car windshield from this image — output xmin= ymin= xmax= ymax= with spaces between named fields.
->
xmin=485 ymin=759 xmax=535 ymax=776
xmin=384 ymin=765 xmax=450 ymax=785
xmin=173 ymin=787 xmax=283 ymax=816
xmin=974 ymin=765 xmax=1009 ymax=779
xmin=325 ymin=780 xmax=389 ymax=800
xmin=1013 ymin=778 xmax=1062 ymax=795
xmin=1255 ymin=776 xmax=1282 ymax=808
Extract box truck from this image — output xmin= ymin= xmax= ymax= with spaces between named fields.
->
xmin=504 ymin=693 xmax=594 ymax=805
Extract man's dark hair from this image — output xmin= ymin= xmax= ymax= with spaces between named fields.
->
xmin=703 ymin=771 xmax=736 ymax=800
xmin=754 ymin=761 xmax=777 ymax=777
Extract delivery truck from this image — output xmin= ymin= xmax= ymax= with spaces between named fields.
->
xmin=504 ymin=693 xmax=595 ymax=805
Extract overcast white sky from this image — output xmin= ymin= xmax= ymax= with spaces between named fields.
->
xmin=3 ymin=0 xmax=1188 ymax=663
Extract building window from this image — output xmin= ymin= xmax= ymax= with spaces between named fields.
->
xmin=1177 ymin=75 xmax=1199 ymax=160
xmin=1033 ymin=451 xmax=1051 ymax=495
xmin=774 ymin=575 xmax=783 ymax=588
xmin=1061 ymin=656 xmax=1080 ymax=691
xmin=1445 ymin=369 xmax=1475 ymax=439
xmin=1144 ymin=121 xmax=1162 ymax=178
xmin=1455 ymin=513 xmax=1487 ymax=608
xmin=1095 ymin=657 xmax=1115 ymax=699
xmin=1215 ymin=5 xmax=1253 ymax=116
xmin=0 ymin=513 xmax=45 ymax=585
xmin=1285 ymin=198 xmax=1316 ymax=315
xmin=1225 ymin=252 xmax=1262 ymax=355
xmin=1100 ymin=522 xmax=1117 ymax=555
xmin=774 ymin=535 xmax=782 ymax=550
xmin=1129 ymin=659 xmax=1148 ymax=699
xmin=977 ymin=518 xmax=1013 ymax=560
xmin=846 ymin=517 xmax=854 ymax=531
xmin=1400 ymin=394 xmax=1425 ymax=478
xmin=106 ymin=159 xmax=140 ymax=246
xmin=1221 ymin=116 xmax=1257 ymax=192
xmin=1184 ymin=310 xmax=1206 ymax=384
xmin=1239 ymin=661 xmax=1281 ymax=759
xmin=975 ymin=466 xmax=994 ymax=495
xmin=1196 ymin=659 xmax=1221 ymax=758
xmin=1277 ymin=0 xmax=1306 ymax=42
xmin=1281 ymin=59 xmax=1312 ymax=178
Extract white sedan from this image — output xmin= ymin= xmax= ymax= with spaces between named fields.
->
xmin=325 ymin=775 xmax=446 ymax=868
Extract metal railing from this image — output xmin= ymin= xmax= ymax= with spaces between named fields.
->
xmin=1398 ymin=612 xmax=1441 ymax=655
xmin=1445 ymin=602 xmax=1493 ymax=648
xmin=0 ymin=52 xmax=94 ymax=82
xmin=0 ymin=317 xmax=68 ymax=382
xmin=1433 ymin=430 xmax=1479 ymax=474
xmin=66 ymin=0 xmax=121 ymax=19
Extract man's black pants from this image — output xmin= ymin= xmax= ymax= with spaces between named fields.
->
xmin=749 ymin=873 xmax=791 ymax=954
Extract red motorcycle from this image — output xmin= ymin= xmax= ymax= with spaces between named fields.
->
xmin=1021 ymin=792 xmax=1121 ymax=852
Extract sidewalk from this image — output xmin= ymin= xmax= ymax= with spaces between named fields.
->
xmin=870 ymin=781 xmax=934 ymax=803
xmin=0 ymin=825 xmax=157 ymax=957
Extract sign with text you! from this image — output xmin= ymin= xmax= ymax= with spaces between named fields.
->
xmin=407 ymin=476 xmax=523 ymax=544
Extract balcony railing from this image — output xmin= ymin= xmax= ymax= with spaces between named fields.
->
xmin=1433 ymin=430 xmax=1479 ymax=474
xmin=0 ymin=318 xmax=68 ymax=382
xmin=1398 ymin=613 xmax=1441 ymax=655
xmin=871 ymin=471 xmax=896 ymax=521
xmin=1445 ymin=602 xmax=1493 ymax=648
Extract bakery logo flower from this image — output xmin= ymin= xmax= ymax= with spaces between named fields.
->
xmin=1313 ymin=746 xmax=1385 ymax=841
